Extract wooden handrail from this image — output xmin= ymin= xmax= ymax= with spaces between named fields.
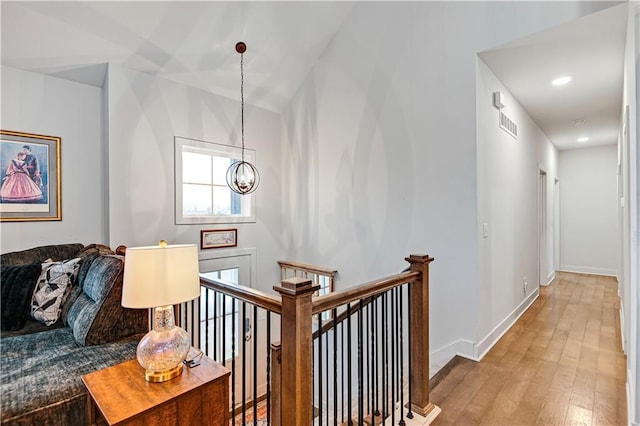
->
xmin=311 ymin=296 xmax=374 ymax=340
xmin=199 ymin=276 xmax=283 ymax=315
xmin=278 ymin=260 xmax=337 ymax=277
xmin=311 ymin=271 xmax=419 ymax=315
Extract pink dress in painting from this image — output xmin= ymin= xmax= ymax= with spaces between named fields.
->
xmin=0 ymin=158 xmax=43 ymax=202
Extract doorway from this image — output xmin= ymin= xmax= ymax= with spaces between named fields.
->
xmin=199 ymin=251 xmax=255 ymax=410
xmin=539 ymin=169 xmax=548 ymax=287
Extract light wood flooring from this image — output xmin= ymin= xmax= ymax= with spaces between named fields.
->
xmin=430 ymin=272 xmax=627 ymax=426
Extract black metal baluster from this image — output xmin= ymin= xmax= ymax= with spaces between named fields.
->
xmin=318 ymin=313 xmax=323 ymax=426
xmin=358 ymin=300 xmax=364 ymax=425
xmin=367 ymin=296 xmax=376 ymax=424
xmin=222 ymin=295 xmax=226 ymax=367
xmin=267 ymin=311 xmax=271 ymax=426
xmin=373 ymin=296 xmax=379 ymax=420
xmin=181 ymin=303 xmax=186 ymax=331
xmin=231 ymin=298 xmax=236 ymax=422
xmin=347 ymin=303 xmax=352 ymax=426
xmin=333 ymin=308 xmax=338 ymax=426
xmin=191 ymin=298 xmax=196 ymax=347
xmin=205 ymin=290 xmax=210 ymax=357
xmin=397 ymin=288 xmax=402 ymax=422
xmin=312 ymin=320 xmax=315 ymax=424
xmin=325 ymin=318 xmax=329 ymax=426
xmin=399 ymin=287 xmax=406 ymax=426
xmin=242 ymin=302 xmax=247 ymax=426
xmin=341 ymin=320 xmax=345 ymax=425
xmin=367 ymin=300 xmax=371 ymax=420
xmin=253 ymin=305 xmax=258 ymax=425
xmin=391 ymin=290 xmax=396 ymax=425
xmin=212 ymin=291 xmax=217 ymax=362
xmin=407 ymin=285 xmax=413 ymax=419
xmin=396 ymin=287 xmax=401 ymax=424
xmin=383 ymin=293 xmax=388 ymax=420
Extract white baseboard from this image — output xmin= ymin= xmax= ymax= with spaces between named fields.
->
xmin=428 ymin=287 xmax=540 ymax=377
xmin=558 ymin=265 xmax=617 ymax=276
xmin=429 ymin=339 xmax=476 ymax=378
xmin=620 ymin=304 xmax=627 ymax=355
xmin=628 ymin=367 xmax=638 ymax=426
xmin=541 ymin=271 xmax=556 ymax=286
xmin=474 ymin=287 xmax=540 ymax=361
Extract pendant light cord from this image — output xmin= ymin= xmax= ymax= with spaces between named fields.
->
xmin=240 ymin=50 xmax=245 ymax=164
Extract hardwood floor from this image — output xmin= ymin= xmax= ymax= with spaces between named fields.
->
xmin=430 ymin=272 xmax=627 ymax=426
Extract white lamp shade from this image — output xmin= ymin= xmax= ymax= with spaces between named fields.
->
xmin=122 ymin=244 xmax=200 ymax=308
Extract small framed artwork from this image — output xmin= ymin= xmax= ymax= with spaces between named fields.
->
xmin=0 ymin=130 xmax=61 ymax=222
xmin=201 ymin=229 xmax=238 ymax=249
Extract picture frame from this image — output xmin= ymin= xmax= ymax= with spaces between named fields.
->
xmin=201 ymin=229 xmax=238 ymax=249
xmin=0 ymin=130 xmax=61 ymax=222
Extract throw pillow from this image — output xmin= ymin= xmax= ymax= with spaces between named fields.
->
xmin=0 ymin=262 xmax=42 ymax=331
xmin=61 ymin=252 xmax=100 ymax=326
xmin=31 ymin=258 xmax=82 ymax=326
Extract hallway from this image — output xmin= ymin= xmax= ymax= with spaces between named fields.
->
xmin=430 ymin=272 xmax=627 ymax=425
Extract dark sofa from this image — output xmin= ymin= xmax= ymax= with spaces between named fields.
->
xmin=0 ymin=243 xmax=148 ymax=425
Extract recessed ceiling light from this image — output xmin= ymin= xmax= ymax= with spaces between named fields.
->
xmin=577 ymin=137 xmax=589 ymax=142
xmin=552 ymin=76 xmax=572 ymax=86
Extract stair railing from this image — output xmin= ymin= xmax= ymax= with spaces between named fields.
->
xmin=177 ymin=253 xmax=438 ymax=426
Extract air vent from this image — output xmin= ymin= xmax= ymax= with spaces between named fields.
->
xmin=499 ymin=111 xmax=518 ymax=139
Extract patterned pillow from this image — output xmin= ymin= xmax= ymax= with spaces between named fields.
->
xmin=30 ymin=258 xmax=82 ymax=326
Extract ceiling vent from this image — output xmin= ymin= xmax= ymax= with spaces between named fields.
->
xmin=499 ymin=111 xmax=518 ymax=139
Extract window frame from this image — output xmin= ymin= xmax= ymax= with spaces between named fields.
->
xmin=175 ymin=136 xmax=256 ymax=224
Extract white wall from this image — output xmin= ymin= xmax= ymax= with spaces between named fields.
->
xmin=0 ymin=66 xmax=106 ymax=252
xmin=559 ymin=145 xmax=618 ymax=276
xmin=476 ymin=59 xmax=559 ymax=358
xmin=620 ymin=2 xmax=639 ymax=424
xmin=281 ymin=1 xmax=608 ymax=372
xmin=105 ymin=65 xmax=284 ymax=293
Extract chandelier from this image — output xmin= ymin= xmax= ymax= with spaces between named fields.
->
xmin=226 ymin=41 xmax=260 ymax=195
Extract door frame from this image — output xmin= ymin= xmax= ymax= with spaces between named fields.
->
xmin=538 ymin=167 xmax=552 ymax=287
xmin=198 ymin=247 xmax=258 ymax=409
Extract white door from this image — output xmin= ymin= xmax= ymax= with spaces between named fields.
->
xmin=199 ymin=254 xmax=254 ymax=411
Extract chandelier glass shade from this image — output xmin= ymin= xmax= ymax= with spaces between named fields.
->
xmin=227 ymin=41 xmax=260 ymax=195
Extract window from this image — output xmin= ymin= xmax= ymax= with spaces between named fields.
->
xmin=175 ymin=137 xmax=256 ymax=224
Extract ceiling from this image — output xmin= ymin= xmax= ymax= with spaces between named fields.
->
xmin=0 ymin=1 xmax=355 ymax=112
xmin=1 ymin=1 xmax=628 ymax=151
xmin=479 ymin=3 xmax=627 ymax=151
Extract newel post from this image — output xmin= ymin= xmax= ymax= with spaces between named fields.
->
xmin=273 ymin=277 xmax=319 ymax=426
xmin=406 ymin=254 xmax=440 ymax=420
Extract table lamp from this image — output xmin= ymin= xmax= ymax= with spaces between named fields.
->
xmin=122 ymin=241 xmax=200 ymax=382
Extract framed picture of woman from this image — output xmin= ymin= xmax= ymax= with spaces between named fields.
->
xmin=0 ymin=130 xmax=61 ymax=222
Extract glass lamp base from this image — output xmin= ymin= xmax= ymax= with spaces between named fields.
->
xmin=136 ymin=305 xmax=190 ymax=383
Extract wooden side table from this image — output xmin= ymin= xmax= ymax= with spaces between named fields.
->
xmin=82 ymin=356 xmax=230 ymax=425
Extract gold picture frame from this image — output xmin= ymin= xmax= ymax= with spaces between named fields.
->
xmin=0 ymin=130 xmax=61 ymax=222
